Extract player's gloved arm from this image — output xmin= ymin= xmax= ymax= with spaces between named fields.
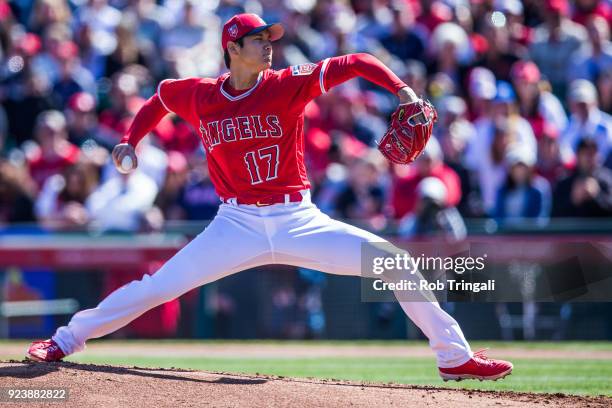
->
xmin=324 ymin=53 xmax=413 ymax=97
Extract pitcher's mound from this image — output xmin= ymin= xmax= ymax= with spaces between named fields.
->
xmin=1 ymin=361 xmax=609 ymax=407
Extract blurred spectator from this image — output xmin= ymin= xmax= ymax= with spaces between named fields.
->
xmin=159 ymin=1 xmax=221 ymax=77
xmin=303 ymin=102 xmax=332 ymax=181
xmin=427 ymin=71 xmax=456 ymax=106
xmin=553 ymin=138 xmax=612 ymax=217
xmin=172 ymin=176 xmax=218 ymax=222
xmin=155 ymin=150 xmax=189 ymax=220
xmin=511 ymin=60 xmax=567 ymax=139
xmin=104 ymin=16 xmax=147 ymax=78
xmin=392 ymin=137 xmax=461 ymax=219
xmin=569 ymin=15 xmax=612 ymax=83
xmin=435 ymin=95 xmax=473 ymax=140
xmin=597 ymin=68 xmax=612 ymax=114
xmin=334 ymin=153 xmax=387 ymax=230
xmin=171 ymin=154 xmax=220 ymax=221
xmin=401 ymin=59 xmax=428 ymax=98
xmin=31 ymin=22 xmax=73 ymax=84
xmin=1 ymin=33 xmax=56 ymax=145
xmin=467 ymin=81 xmax=537 ymax=213
xmin=27 ymin=110 xmax=80 ymax=188
xmin=428 ymin=22 xmax=472 ymax=85
xmin=73 ymin=18 xmax=104 ymax=79
xmin=0 ymin=105 xmax=7 ymax=154
xmin=494 ymin=147 xmax=551 ymax=226
xmin=35 ymin=160 xmax=99 ymax=230
xmin=536 ymin=124 xmax=569 ymax=184
xmin=437 ymin=100 xmax=479 ymax=216
xmin=161 ymin=1 xmax=206 ymax=50
xmin=98 ymin=72 xmax=141 ymax=138
xmin=28 ymin=0 xmax=72 ymax=37
xmin=313 ymin=162 xmax=349 ymax=215
xmin=529 ymin=0 xmax=587 ymax=98
xmin=281 ymin=9 xmax=327 ymax=63
xmin=65 ymin=92 xmax=98 ymax=147
xmin=495 ymin=0 xmax=533 ymax=47
xmin=398 ymin=176 xmax=467 ymax=241
xmin=572 ymin=0 xmax=612 ymax=26
xmin=73 ymin=0 xmax=122 ymax=59
xmin=477 ymin=11 xmax=525 ymax=81
xmin=86 ymin=168 xmax=158 ymax=232
xmin=466 ymin=67 xmax=496 ymax=121
xmin=379 ymin=3 xmax=425 ymax=62
xmin=561 ymin=79 xmax=612 ymax=165
xmin=416 ymin=0 xmax=452 ymax=33
xmin=0 ymin=160 xmax=36 ymax=225
xmin=51 ymin=40 xmax=96 ymax=107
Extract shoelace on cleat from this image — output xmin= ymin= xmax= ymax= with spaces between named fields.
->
xmin=472 ymin=348 xmax=492 ymax=364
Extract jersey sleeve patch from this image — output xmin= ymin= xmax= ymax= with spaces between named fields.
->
xmin=291 ymin=63 xmax=318 ymax=76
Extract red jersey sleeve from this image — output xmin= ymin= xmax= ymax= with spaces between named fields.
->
xmin=278 ymin=53 xmax=407 ymax=108
xmin=120 ymin=77 xmax=203 ymax=147
xmin=157 ymin=77 xmax=202 ymax=123
xmin=323 ymin=53 xmax=407 ymax=94
xmin=120 ymin=94 xmax=168 ymax=147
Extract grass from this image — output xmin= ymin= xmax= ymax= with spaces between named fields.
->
xmin=2 ymin=340 xmax=611 ymax=396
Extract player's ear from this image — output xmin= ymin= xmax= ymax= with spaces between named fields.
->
xmin=227 ymin=41 xmax=241 ymax=57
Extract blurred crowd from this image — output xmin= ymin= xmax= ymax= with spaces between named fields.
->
xmin=0 ymin=0 xmax=611 ymax=237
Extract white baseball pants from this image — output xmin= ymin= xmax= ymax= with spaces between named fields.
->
xmin=53 ymin=191 xmax=472 ymax=368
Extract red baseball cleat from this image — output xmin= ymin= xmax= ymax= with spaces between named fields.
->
xmin=26 ymin=339 xmax=66 ymax=362
xmin=439 ymin=349 xmax=513 ymax=381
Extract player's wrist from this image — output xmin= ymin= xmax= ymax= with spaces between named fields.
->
xmin=119 ymin=137 xmax=133 ymax=147
xmin=397 ymin=87 xmax=418 ymax=104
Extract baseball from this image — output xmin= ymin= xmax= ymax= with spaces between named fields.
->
xmin=120 ymin=155 xmax=134 ymax=172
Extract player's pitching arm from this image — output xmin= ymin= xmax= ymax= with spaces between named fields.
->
xmin=111 ymin=93 xmax=170 ymax=174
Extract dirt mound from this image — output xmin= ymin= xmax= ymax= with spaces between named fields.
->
xmin=1 ymin=361 xmax=609 ymax=408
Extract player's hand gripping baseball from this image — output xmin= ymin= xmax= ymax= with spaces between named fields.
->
xmin=112 ymin=143 xmax=138 ymax=174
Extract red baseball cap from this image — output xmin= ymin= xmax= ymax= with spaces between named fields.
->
xmin=511 ymin=61 xmax=541 ymax=84
xmin=17 ymin=33 xmax=42 ymax=57
xmin=221 ymin=13 xmax=284 ymax=51
xmin=545 ymin=0 xmax=569 ymax=15
xmin=68 ymin=92 xmax=95 ymax=113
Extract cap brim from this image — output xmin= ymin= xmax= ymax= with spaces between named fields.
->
xmin=245 ymin=23 xmax=284 ymax=42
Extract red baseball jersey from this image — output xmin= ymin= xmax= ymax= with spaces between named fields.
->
xmin=124 ymin=54 xmax=406 ymax=202
xmin=157 ymin=62 xmax=329 ymax=201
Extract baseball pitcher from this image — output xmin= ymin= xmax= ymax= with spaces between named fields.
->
xmin=27 ymin=13 xmax=512 ymax=382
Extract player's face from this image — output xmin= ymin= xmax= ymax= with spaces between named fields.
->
xmin=238 ymin=31 xmax=273 ymax=71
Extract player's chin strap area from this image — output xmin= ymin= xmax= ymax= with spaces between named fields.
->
xmin=221 ymin=190 xmax=310 ymax=207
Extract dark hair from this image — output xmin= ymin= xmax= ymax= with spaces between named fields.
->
xmin=576 ymin=137 xmax=598 ymax=153
xmin=224 ymin=37 xmax=244 ymax=69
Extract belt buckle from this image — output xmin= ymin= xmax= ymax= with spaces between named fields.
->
xmin=255 ymin=201 xmax=272 ymax=207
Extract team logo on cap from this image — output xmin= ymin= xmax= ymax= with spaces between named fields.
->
xmin=228 ymin=24 xmax=239 ymax=38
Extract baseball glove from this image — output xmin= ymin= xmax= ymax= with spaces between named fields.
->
xmin=378 ymin=99 xmax=437 ymax=165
